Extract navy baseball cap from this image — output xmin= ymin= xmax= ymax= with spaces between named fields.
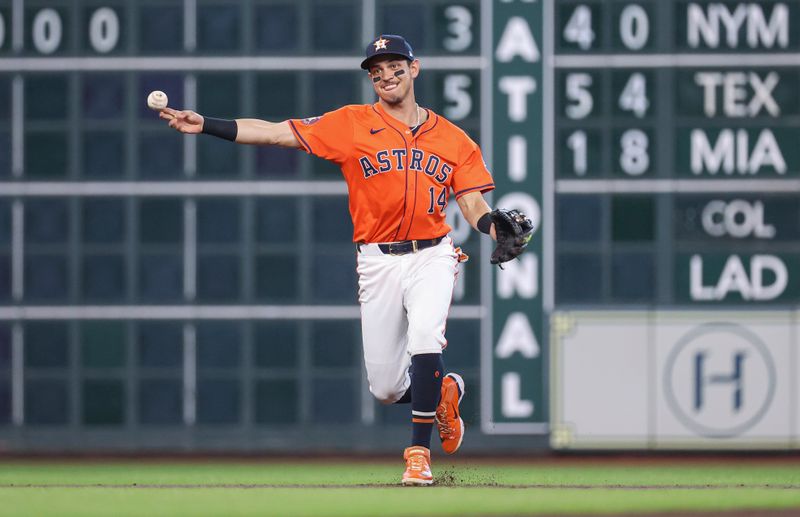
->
xmin=360 ymin=34 xmax=415 ymax=70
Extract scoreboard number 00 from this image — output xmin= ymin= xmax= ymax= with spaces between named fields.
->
xmin=20 ymin=7 xmax=120 ymax=54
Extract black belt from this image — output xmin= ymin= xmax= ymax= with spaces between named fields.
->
xmin=361 ymin=236 xmax=445 ymax=255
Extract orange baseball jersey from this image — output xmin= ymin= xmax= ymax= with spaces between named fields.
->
xmin=289 ymin=103 xmax=494 ymax=243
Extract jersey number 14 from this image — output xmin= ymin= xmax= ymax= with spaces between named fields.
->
xmin=428 ymin=187 xmax=448 ymax=214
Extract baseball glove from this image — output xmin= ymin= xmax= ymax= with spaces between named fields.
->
xmin=490 ymin=208 xmax=534 ymax=266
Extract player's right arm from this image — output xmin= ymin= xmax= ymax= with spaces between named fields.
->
xmin=159 ymin=108 xmax=301 ymax=148
xmin=234 ymin=119 xmax=301 ymax=148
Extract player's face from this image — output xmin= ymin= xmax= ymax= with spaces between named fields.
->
xmin=367 ymin=57 xmax=419 ymax=105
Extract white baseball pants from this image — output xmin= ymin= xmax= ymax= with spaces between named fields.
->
xmin=356 ymin=237 xmax=460 ymax=404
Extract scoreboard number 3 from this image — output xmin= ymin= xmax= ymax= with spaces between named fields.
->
xmin=443 ymin=5 xmax=473 ymax=52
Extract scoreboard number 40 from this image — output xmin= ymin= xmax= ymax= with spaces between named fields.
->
xmin=564 ymin=3 xmax=650 ymax=51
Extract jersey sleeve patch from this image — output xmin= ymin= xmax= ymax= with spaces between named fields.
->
xmin=288 ymin=119 xmax=313 ymax=154
xmin=289 ymin=107 xmax=354 ymax=163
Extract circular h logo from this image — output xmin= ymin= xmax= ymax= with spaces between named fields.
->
xmin=664 ymin=322 xmax=776 ymax=438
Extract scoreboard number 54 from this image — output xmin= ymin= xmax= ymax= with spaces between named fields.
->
xmin=565 ymin=72 xmax=650 ymax=120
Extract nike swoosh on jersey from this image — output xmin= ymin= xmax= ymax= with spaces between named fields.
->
xmin=370 ymin=128 xmax=385 ymax=135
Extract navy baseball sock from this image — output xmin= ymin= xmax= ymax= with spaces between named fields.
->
xmin=410 ymin=353 xmax=444 ymax=449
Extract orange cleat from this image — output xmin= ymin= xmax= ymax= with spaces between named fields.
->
xmin=402 ymin=446 xmax=433 ymax=486
xmin=435 ymin=372 xmax=465 ymax=454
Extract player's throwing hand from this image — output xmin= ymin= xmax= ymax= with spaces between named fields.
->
xmin=159 ymin=108 xmax=205 ymax=134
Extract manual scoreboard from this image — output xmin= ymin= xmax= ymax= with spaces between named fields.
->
xmin=541 ymin=1 xmax=800 ymax=448
xmin=0 ymin=0 xmax=798 ymax=450
xmin=552 ymin=1 xmax=799 ymax=306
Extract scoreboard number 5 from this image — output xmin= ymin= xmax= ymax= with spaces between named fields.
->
xmin=565 ymin=73 xmax=593 ymax=119
xmin=443 ymin=74 xmax=472 ymax=120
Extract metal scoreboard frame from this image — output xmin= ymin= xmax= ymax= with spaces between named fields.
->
xmin=0 ymin=0 xmax=547 ymax=445
xmin=1 ymin=0 xmax=799 ymax=447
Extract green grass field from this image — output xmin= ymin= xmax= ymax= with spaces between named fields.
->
xmin=1 ymin=458 xmax=799 ymax=516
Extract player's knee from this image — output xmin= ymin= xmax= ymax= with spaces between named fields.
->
xmin=407 ymin=325 xmax=446 ymax=355
xmin=364 ymin=360 xmax=410 ymax=404
xmin=369 ymin=383 xmax=404 ymax=404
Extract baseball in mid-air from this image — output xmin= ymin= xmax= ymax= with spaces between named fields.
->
xmin=146 ymin=90 xmax=168 ymax=110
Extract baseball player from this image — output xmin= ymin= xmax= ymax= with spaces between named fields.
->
xmin=159 ymin=34 xmax=532 ymax=486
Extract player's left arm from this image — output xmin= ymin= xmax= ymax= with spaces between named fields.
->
xmin=456 ymin=191 xmax=496 ymax=240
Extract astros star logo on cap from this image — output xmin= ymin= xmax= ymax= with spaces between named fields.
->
xmin=373 ymin=37 xmax=389 ymax=51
